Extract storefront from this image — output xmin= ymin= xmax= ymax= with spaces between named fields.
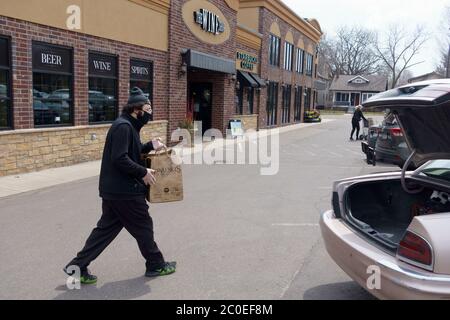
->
xmin=0 ymin=0 xmax=322 ymax=176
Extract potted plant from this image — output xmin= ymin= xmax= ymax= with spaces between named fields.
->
xmin=178 ymin=115 xmax=195 ymax=147
xmin=304 ymin=110 xmax=322 ymax=123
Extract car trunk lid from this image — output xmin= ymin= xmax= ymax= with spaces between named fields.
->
xmin=363 ymin=81 xmax=450 ymax=167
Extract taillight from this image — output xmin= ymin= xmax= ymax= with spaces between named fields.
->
xmin=390 ymin=128 xmax=403 ymax=137
xmin=397 ymin=231 xmax=433 ymax=271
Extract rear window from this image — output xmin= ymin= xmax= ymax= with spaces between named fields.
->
xmin=418 ymin=160 xmax=450 ymax=183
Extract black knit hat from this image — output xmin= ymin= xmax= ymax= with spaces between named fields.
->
xmin=128 ymin=87 xmax=150 ymax=106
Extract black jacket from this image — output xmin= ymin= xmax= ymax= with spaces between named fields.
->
xmin=352 ymin=109 xmax=367 ymax=123
xmin=99 ymin=113 xmax=154 ymax=200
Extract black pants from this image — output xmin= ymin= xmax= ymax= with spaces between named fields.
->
xmin=67 ymin=197 xmax=165 ymax=271
xmin=350 ymin=120 xmax=360 ymax=139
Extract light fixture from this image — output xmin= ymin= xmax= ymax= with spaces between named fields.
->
xmin=231 ymin=74 xmax=237 ymax=81
xmin=179 ymin=62 xmax=187 ymax=76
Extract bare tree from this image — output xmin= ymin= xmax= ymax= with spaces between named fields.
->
xmin=435 ymin=6 xmax=450 ymax=77
xmin=375 ymin=24 xmax=428 ymax=89
xmin=318 ymin=27 xmax=380 ymax=78
xmin=396 ymin=69 xmax=414 ymax=86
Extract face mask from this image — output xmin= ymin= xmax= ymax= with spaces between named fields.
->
xmin=137 ymin=111 xmax=152 ymax=125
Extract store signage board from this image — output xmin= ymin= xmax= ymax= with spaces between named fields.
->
xmin=0 ymin=38 xmax=9 ymax=67
xmin=130 ymin=59 xmax=153 ymax=81
xmin=182 ymin=0 xmax=230 ymax=45
xmin=89 ymin=53 xmax=117 ymax=77
xmin=194 ymin=8 xmax=225 ymax=35
xmin=32 ymin=43 xmax=72 ymax=74
xmin=230 ymin=120 xmax=244 ymax=138
xmin=236 ymin=51 xmax=259 ymax=73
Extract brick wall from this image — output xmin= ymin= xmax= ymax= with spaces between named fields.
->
xmin=0 ymin=15 xmax=170 ymax=176
xmin=259 ymin=8 xmax=319 ymax=129
xmin=0 ymin=121 xmax=168 ymax=177
xmin=0 ymin=15 xmax=169 ymax=128
xmin=167 ymin=0 xmax=237 ymax=135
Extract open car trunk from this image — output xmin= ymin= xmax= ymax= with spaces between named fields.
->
xmin=345 ymin=179 xmax=450 ymax=252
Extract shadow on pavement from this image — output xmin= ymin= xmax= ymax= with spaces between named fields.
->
xmin=303 ymin=281 xmax=377 ymax=300
xmin=53 ymin=276 xmax=153 ymax=300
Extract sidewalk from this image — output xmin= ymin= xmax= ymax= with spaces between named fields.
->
xmin=0 ymin=119 xmax=334 ymax=199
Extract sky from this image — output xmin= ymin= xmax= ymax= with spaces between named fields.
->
xmin=282 ymin=0 xmax=450 ymax=77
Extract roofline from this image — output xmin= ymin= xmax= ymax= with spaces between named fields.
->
xmin=400 ymin=78 xmax=450 ymax=88
xmin=348 ymin=75 xmax=370 ymax=83
xmin=239 ymin=0 xmax=323 ymax=43
xmin=408 ymin=72 xmax=445 ymax=82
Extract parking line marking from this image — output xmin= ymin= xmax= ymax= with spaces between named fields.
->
xmin=272 ymin=223 xmax=319 ymax=227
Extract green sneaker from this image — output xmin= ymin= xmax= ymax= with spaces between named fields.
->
xmin=145 ymin=262 xmax=176 ymax=277
xmin=80 ymin=270 xmax=98 ymax=285
xmin=64 ymin=267 xmax=97 ymax=285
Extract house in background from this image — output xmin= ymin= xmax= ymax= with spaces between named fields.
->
xmin=329 ymin=75 xmax=388 ymax=109
xmin=408 ymin=72 xmax=443 ymax=84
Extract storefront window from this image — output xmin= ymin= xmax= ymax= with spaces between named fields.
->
xmin=269 ymin=34 xmax=281 ymax=67
xmin=130 ymin=59 xmax=153 ymax=104
xmin=281 ymin=85 xmax=291 ymax=124
xmin=267 ymin=82 xmax=278 ymax=126
xmin=0 ymin=37 xmax=11 ymax=130
xmin=296 ymin=48 xmax=304 ymax=74
xmin=236 ymin=83 xmax=244 ymax=115
xmin=304 ymin=87 xmax=312 ymax=111
xmin=305 ymin=53 xmax=313 ymax=76
xmin=294 ymin=86 xmax=303 ymax=122
xmin=89 ymin=52 xmax=118 ymax=123
xmin=32 ymin=42 xmax=73 ymax=127
xmin=283 ymin=42 xmax=294 ymax=71
xmin=247 ymin=87 xmax=254 ymax=114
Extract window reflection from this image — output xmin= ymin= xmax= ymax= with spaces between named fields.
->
xmin=89 ymin=77 xmax=117 ymax=123
xmin=33 ymin=73 xmax=72 ymax=126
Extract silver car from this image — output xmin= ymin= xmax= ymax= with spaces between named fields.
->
xmin=321 ymin=79 xmax=450 ymax=299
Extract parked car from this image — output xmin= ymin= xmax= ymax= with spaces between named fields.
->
xmin=361 ymin=113 xmax=411 ymax=168
xmin=88 ymin=90 xmax=116 ymax=123
xmin=44 ymin=89 xmax=71 ymax=124
xmin=361 ymin=122 xmax=382 ymax=165
xmin=375 ymin=113 xmax=411 ymax=167
xmin=320 ymin=79 xmax=450 ymax=299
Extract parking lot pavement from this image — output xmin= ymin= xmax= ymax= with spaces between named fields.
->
xmin=0 ymin=115 xmax=398 ymax=300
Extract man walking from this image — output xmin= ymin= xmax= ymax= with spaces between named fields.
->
xmin=64 ymin=87 xmax=176 ymax=284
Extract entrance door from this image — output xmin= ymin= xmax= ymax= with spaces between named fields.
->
xmin=351 ymin=93 xmax=361 ymax=106
xmin=189 ymin=83 xmax=212 ymax=134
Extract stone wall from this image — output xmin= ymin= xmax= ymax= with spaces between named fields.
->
xmin=0 ymin=120 xmax=167 ymax=177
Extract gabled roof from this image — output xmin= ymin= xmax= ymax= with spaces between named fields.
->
xmin=408 ymin=72 xmax=444 ymax=84
xmin=330 ymin=74 xmax=388 ymax=92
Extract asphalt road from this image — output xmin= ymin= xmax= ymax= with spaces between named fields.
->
xmin=0 ymin=115 xmax=398 ymax=300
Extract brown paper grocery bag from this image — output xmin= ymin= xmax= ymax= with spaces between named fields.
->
xmin=145 ymin=149 xmax=184 ymax=203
